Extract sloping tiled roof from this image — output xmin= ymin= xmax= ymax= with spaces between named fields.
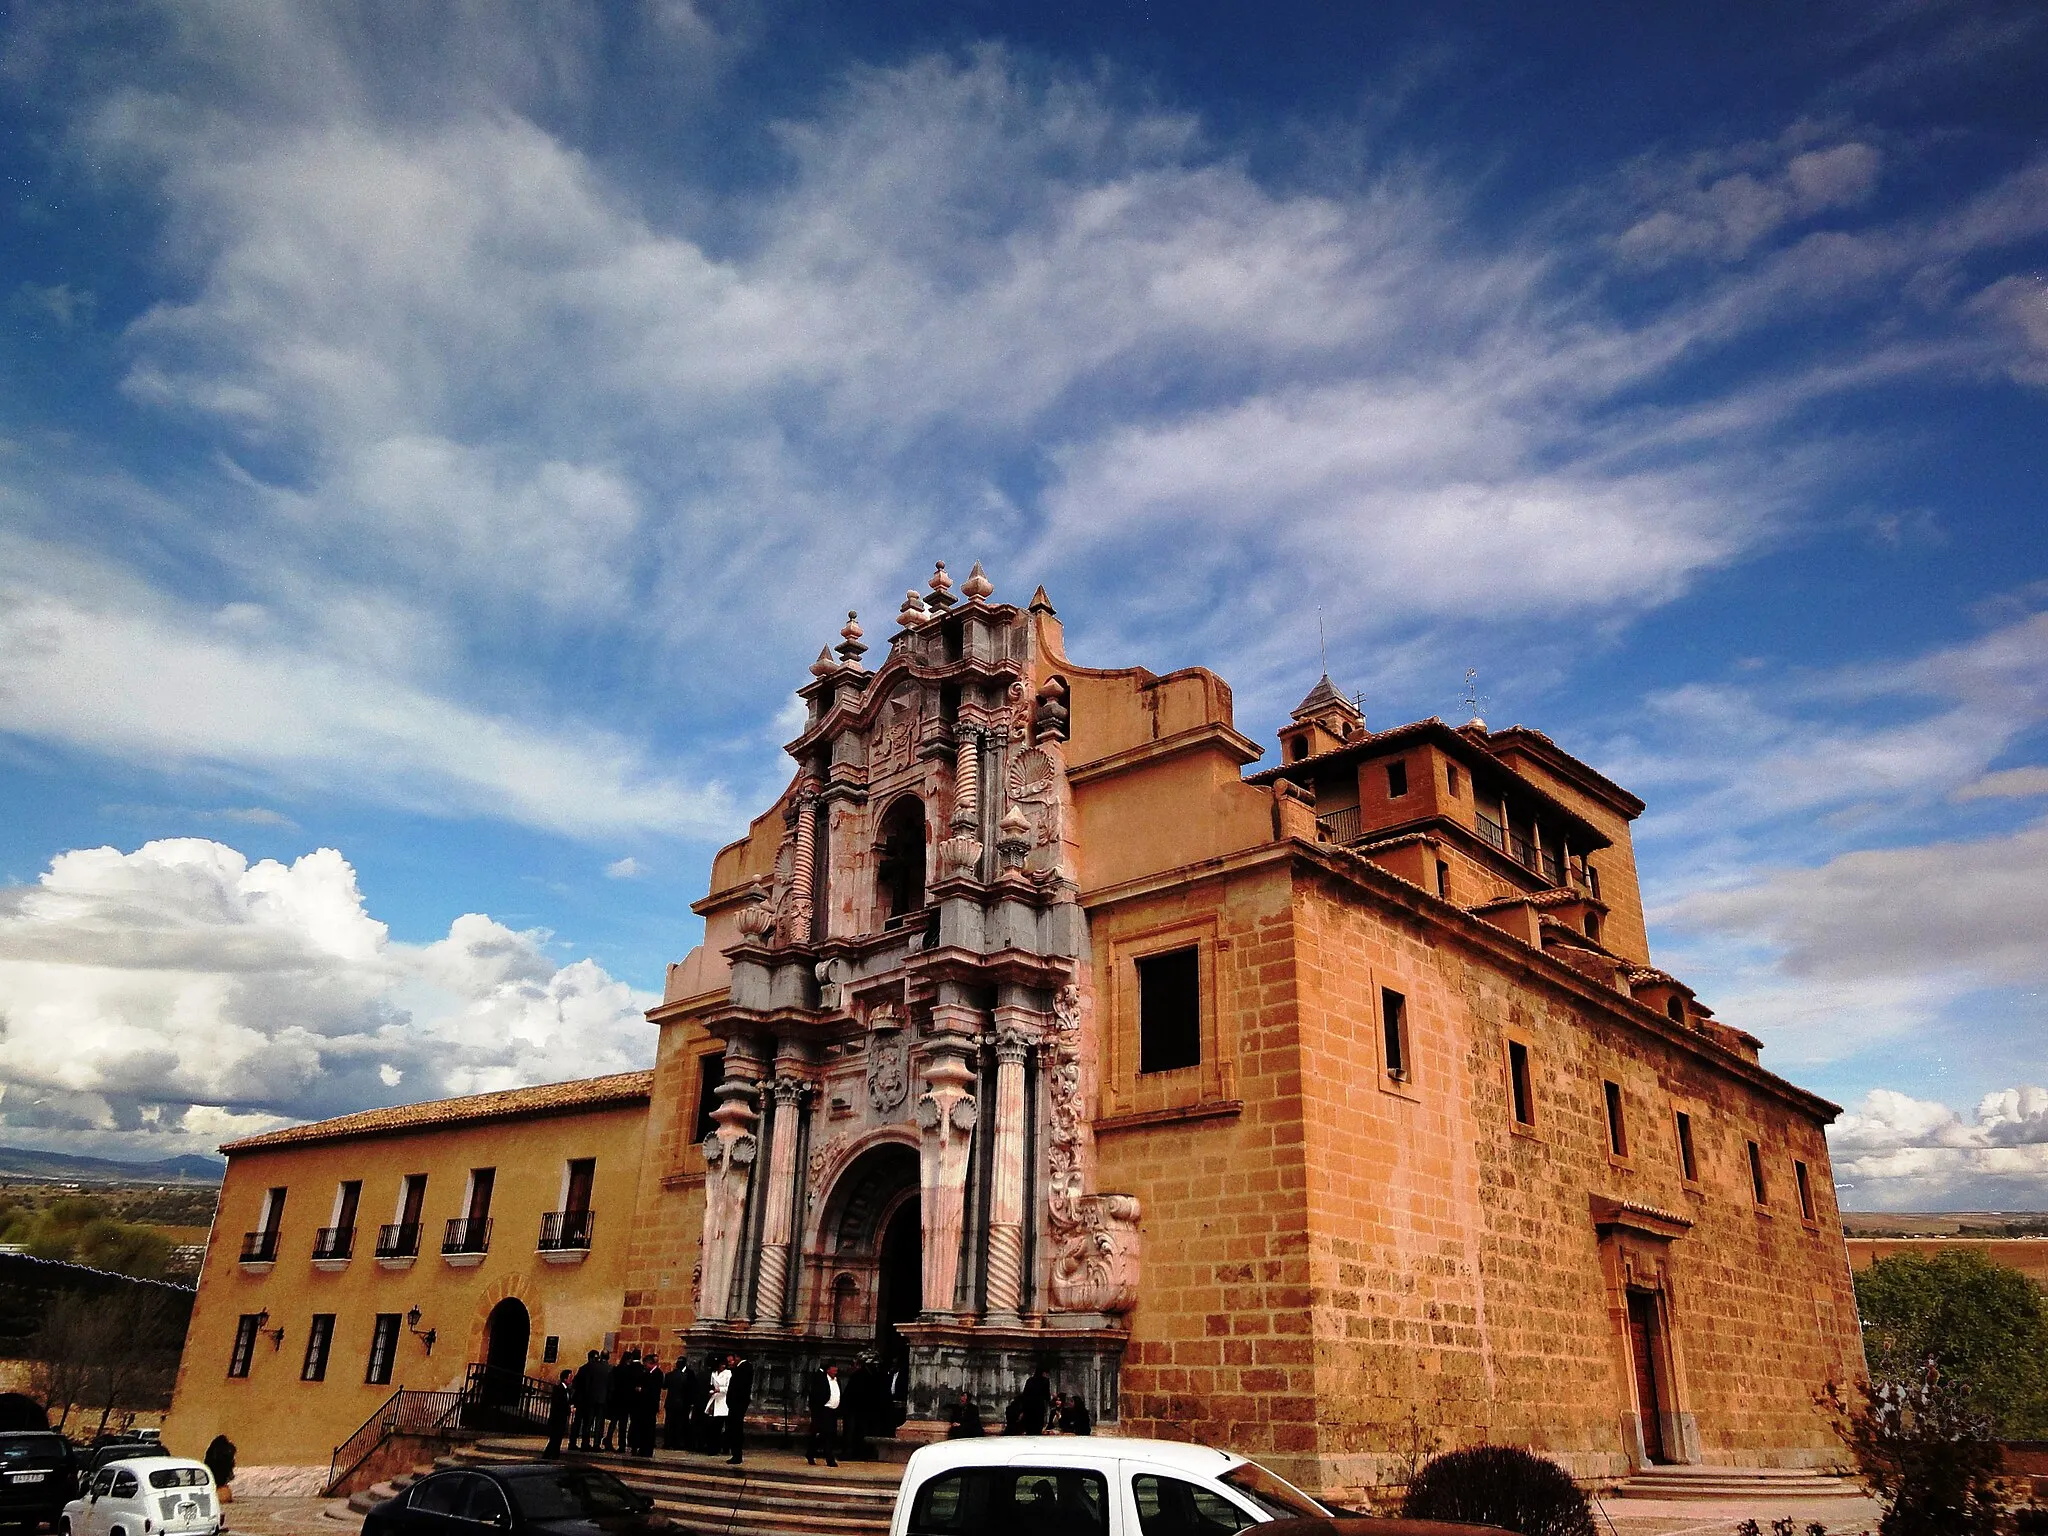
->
xmin=220 ymin=1071 xmax=655 ymax=1154
xmin=1290 ymin=673 xmax=1360 ymax=722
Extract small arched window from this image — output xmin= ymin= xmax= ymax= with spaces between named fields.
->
xmin=877 ymin=796 xmax=927 ymax=923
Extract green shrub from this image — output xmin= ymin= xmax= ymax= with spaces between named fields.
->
xmin=1400 ymin=1446 xmax=1595 ymax=1536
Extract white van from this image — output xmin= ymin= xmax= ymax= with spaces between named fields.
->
xmin=890 ymin=1435 xmax=1343 ymax=1535
xmin=61 ymin=1458 xmax=220 ymax=1536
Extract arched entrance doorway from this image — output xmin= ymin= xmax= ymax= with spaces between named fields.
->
xmin=482 ymin=1297 xmax=530 ymax=1406
xmin=876 ymin=1199 xmax=923 ymax=1370
xmin=816 ymin=1141 xmax=920 ymax=1370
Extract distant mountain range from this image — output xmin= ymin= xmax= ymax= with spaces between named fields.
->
xmin=0 ymin=1145 xmax=225 ymax=1184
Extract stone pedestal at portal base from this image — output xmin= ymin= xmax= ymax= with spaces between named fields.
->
xmin=894 ymin=1318 xmax=1127 ymax=1431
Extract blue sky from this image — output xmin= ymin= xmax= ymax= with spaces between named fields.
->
xmin=0 ymin=0 xmax=2043 ymax=1207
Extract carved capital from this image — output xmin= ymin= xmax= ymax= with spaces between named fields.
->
xmin=993 ymin=1025 xmax=1036 ymax=1065
xmin=771 ymin=1073 xmax=809 ymax=1107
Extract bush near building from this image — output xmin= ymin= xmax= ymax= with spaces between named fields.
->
xmin=1855 ymin=1249 xmax=2048 ymax=1439
xmin=1400 ymin=1446 xmax=1596 ymax=1536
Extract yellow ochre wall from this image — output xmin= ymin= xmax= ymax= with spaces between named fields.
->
xmin=162 ymin=1102 xmax=648 ymax=1468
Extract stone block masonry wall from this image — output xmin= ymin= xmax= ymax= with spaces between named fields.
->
xmin=1292 ymin=860 xmax=1862 ymax=1502
xmin=618 ymin=1016 xmax=712 ymax=1354
xmin=1089 ymin=863 xmax=1319 ymax=1475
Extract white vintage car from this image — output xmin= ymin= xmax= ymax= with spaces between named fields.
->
xmin=60 ymin=1458 xmax=220 ymax=1536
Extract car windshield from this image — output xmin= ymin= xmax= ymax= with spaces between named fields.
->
xmin=1217 ymin=1461 xmax=1327 ymax=1520
xmin=0 ymin=1437 xmax=66 ymax=1465
xmin=507 ymin=1470 xmax=646 ymax=1522
xmin=149 ymin=1469 xmax=209 ymax=1489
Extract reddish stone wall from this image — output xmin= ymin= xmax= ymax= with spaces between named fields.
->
xmin=617 ymin=1011 xmax=712 ymax=1355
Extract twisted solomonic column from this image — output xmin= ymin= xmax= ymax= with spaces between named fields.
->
xmin=751 ymin=1072 xmax=811 ymax=1325
xmin=785 ymin=778 xmax=820 ymax=938
xmin=984 ymin=1023 xmax=1035 ymax=1320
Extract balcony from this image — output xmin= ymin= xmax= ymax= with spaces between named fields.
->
xmin=1475 ymin=812 xmax=1507 ymax=854
xmin=1315 ymin=806 xmax=1361 ymax=844
xmin=537 ymin=1210 xmax=595 ymax=1263
xmin=239 ymin=1229 xmax=279 ymax=1266
xmin=1508 ymin=830 xmax=1539 ymax=872
xmin=311 ymin=1225 xmax=355 ymax=1266
xmin=375 ymin=1222 xmax=422 ymax=1261
xmin=442 ymin=1216 xmax=493 ymax=1267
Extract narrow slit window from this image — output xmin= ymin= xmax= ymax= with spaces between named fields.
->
xmin=693 ymin=1054 xmax=724 ymax=1142
xmin=1604 ymin=1081 xmax=1628 ymax=1157
xmin=1675 ymin=1110 xmax=1698 ymax=1182
xmin=1795 ymin=1160 xmax=1816 ymax=1222
xmin=1137 ymin=947 xmax=1201 ymax=1074
xmin=1447 ymin=763 xmax=1461 ymax=797
xmin=1508 ymin=1041 xmax=1535 ymax=1126
xmin=1386 ymin=760 xmax=1409 ymax=798
xmin=1381 ymin=988 xmax=1410 ymax=1081
xmin=1435 ymin=860 xmax=1451 ymax=899
xmin=1665 ymin=996 xmax=1685 ymax=1023
xmin=1747 ymin=1140 xmax=1768 ymax=1205
xmin=302 ymin=1314 xmax=334 ymax=1382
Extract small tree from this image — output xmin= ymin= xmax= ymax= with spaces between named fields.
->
xmin=1822 ymin=1366 xmax=2003 ymax=1536
xmin=28 ymin=1290 xmax=184 ymax=1435
xmin=1402 ymin=1446 xmax=1596 ymax=1536
xmin=1855 ymin=1249 xmax=2048 ymax=1439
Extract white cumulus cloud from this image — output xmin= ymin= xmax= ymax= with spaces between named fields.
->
xmin=0 ymin=838 xmax=655 ymax=1159
xmin=1830 ymin=1086 xmax=2048 ymax=1209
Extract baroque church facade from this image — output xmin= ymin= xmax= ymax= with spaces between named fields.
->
xmin=167 ymin=563 xmax=1865 ymax=1499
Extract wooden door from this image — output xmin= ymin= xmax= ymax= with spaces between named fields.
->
xmin=1627 ymin=1289 xmax=1667 ymax=1463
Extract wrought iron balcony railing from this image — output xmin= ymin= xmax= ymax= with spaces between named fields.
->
xmin=239 ymin=1229 xmax=280 ymax=1263
xmin=1314 ymin=806 xmax=1362 ymax=844
xmin=375 ymin=1222 xmax=421 ymax=1259
xmin=537 ymin=1210 xmax=595 ymax=1252
xmin=1476 ymin=812 xmax=1507 ymax=854
xmin=442 ymin=1216 xmax=492 ymax=1256
xmin=311 ymin=1225 xmax=355 ymax=1261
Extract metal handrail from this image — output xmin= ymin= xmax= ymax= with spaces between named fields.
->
xmin=1475 ymin=813 xmax=1507 ymax=853
xmin=1315 ymin=806 xmax=1362 ymax=844
xmin=537 ymin=1210 xmax=595 ymax=1251
xmin=324 ymin=1388 xmax=464 ymax=1496
xmin=311 ymin=1226 xmax=354 ymax=1261
xmin=461 ymin=1362 xmax=553 ymax=1431
xmin=442 ymin=1216 xmax=492 ymax=1255
xmin=239 ymin=1230 xmax=279 ymax=1263
xmin=374 ymin=1223 xmax=420 ymax=1259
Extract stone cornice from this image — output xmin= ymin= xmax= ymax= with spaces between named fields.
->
xmin=1065 ymin=720 xmax=1264 ymax=786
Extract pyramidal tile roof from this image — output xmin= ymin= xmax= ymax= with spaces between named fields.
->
xmin=1290 ymin=673 xmax=1360 ymax=722
xmin=220 ymin=1070 xmax=655 ymax=1154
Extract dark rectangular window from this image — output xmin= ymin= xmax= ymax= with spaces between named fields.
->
xmin=334 ymin=1180 xmax=361 ymax=1232
xmin=365 ymin=1313 xmax=400 ymax=1385
xmin=466 ymin=1168 xmax=496 ymax=1223
xmin=1507 ymin=1041 xmax=1534 ymax=1126
xmin=564 ymin=1158 xmax=595 ymax=1216
xmin=1604 ymin=1081 xmax=1628 ymax=1157
xmin=1747 ymin=1140 xmax=1769 ymax=1205
xmin=543 ymin=1336 xmax=560 ymax=1364
xmin=1675 ymin=1111 xmax=1698 ymax=1183
xmin=1447 ymin=763 xmax=1461 ymax=796
xmin=1435 ymin=860 xmax=1450 ymax=899
xmin=1386 ymin=760 xmax=1409 ymax=797
xmin=228 ymin=1315 xmax=260 ymax=1379
xmin=1137 ymin=947 xmax=1201 ymax=1074
xmin=302 ymin=1314 xmax=334 ymax=1382
xmin=1795 ymin=1160 xmax=1816 ymax=1221
xmin=1666 ymin=995 xmax=1685 ymax=1023
xmin=693 ymin=1054 xmax=724 ymax=1143
xmin=261 ymin=1186 xmax=287 ymax=1234
xmin=1381 ymin=988 xmax=1409 ymax=1080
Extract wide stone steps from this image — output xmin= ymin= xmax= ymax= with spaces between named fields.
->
xmin=442 ymin=1439 xmax=903 ymax=1536
xmin=1611 ymin=1464 xmax=1861 ymax=1500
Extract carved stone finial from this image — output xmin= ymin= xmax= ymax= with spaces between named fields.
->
xmin=925 ymin=560 xmax=957 ymax=610
xmin=897 ymin=589 xmax=929 ymax=628
xmin=996 ymin=804 xmax=1031 ymax=867
xmin=960 ymin=561 xmax=994 ymax=601
xmin=836 ymin=610 xmax=868 ymax=666
xmin=1029 ymin=584 xmax=1057 ymax=616
xmin=809 ymin=646 xmax=835 ymax=678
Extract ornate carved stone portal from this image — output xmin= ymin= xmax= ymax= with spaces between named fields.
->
xmin=689 ymin=564 xmax=1137 ymax=1430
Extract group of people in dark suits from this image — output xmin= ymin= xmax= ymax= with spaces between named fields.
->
xmin=543 ymin=1348 xmax=754 ymax=1464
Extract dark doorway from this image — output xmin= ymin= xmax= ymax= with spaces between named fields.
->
xmin=875 ymin=1199 xmax=923 ymax=1369
xmin=877 ymin=797 xmax=927 ymax=923
xmin=1626 ymin=1289 xmax=1668 ymax=1463
xmin=483 ymin=1297 xmax=530 ymax=1406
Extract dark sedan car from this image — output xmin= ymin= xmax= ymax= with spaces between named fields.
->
xmin=363 ymin=1465 xmax=665 ymax=1536
xmin=0 ymin=1432 xmax=79 ymax=1531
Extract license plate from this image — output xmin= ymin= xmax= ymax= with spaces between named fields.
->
xmin=8 ymin=1472 xmax=46 ymax=1484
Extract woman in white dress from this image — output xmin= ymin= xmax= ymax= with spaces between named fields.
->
xmin=706 ymin=1355 xmax=732 ymax=1454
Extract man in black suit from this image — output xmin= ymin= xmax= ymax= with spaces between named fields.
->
xmin=725 ymin=1353 xmax=753 ymax=1464
xmin=573 ymin=1350 xmax=611 ymax=1450
xmin=805 ymin=1362 xmax=843 ymax=1467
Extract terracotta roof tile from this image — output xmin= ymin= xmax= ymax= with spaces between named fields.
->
xmin=220 ymin=1070 xmax=654 ymax=1154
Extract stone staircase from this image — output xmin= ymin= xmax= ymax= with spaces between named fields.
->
xmin=340 ymin=1438 xmax=902 ymax=1536
xmin=1610 ymin=1463 xmax=1862 ymax=1500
